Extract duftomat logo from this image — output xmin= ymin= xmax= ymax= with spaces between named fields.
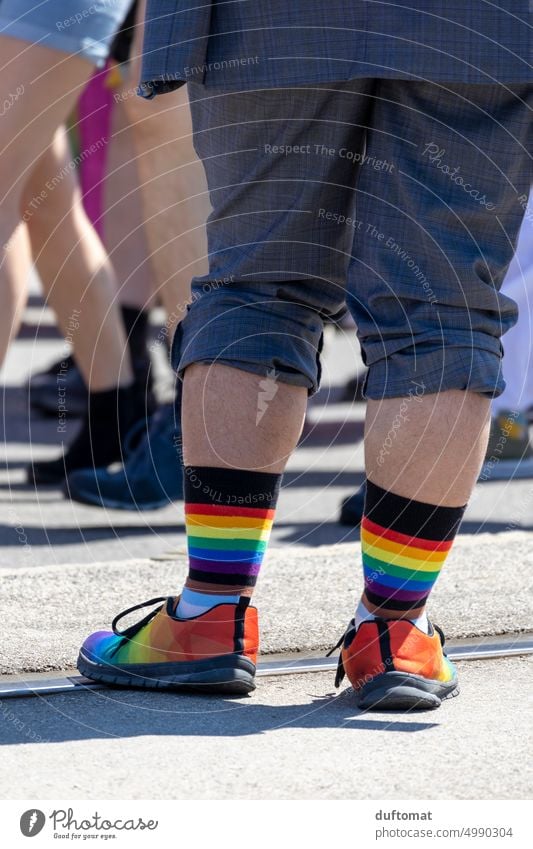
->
xmin=20 ymin=809 xmax=46 ymax=837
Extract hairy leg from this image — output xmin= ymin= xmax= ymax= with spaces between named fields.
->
xmin=365 ymin=390 xmax=490 ymax=506
xmin=182 ymin=364 xmax=307 ymax=471
xmin=362 ymin=390 xmax=491 ymax=618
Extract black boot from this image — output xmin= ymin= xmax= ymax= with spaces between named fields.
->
xmin=27 ymin=384 xmax=137 ymax=486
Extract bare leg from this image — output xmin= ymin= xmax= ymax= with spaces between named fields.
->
xmin=184 ymin=370 xmax=489 ymax=484
xmin=0 ymin=38 xmax=96 ymax=367
xmin=182 ymin=364 xmax=307 ymax=472
xmin=0 ymin=223 xmax=31 ymax=366
xmin=182 ymin=363 xmax=307 ymax=598
xmin=365 ymin=391 xmax=490 ymax=507
xmin=361 ymin=390 xmax=490 ymax=618
xmin=22 ymin=127 xmax=133 ymax=390
xmin=103 ymin=92 xmax=153 ymax=312
xmin=123 ymin=0 xmax=209 ymax=342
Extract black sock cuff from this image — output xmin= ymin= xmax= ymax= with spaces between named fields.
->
xmin=364 ymin=479 xmax=465 ymax=541
xmin=121 ymin=305 xmax=150 ymax=362
xmin=184 ymin=466 xmax=281 ymax=509
xmin=121 ymin=305 xmax=149 ymax=333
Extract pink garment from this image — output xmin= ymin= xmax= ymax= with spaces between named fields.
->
xmin=76 ymin=64 xmax=115 ymax=238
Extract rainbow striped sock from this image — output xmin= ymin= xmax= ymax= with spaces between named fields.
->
xmin=361 ymin=481 xmax=465 ymax=614
xmin=181 ymin=467 xmax=281 ymax=607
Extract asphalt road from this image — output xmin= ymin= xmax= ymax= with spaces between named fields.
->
xmin=0 ymin=658 xmax=531 ymax=800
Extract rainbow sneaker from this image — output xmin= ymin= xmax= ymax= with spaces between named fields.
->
xmin=331 ymin=618 xmax=459 ymax=710
xmin=77 ymin=596 xmax=258 ymax=694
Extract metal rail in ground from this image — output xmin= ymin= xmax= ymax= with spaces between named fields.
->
xmin=1 ymin=634 xmax=531 ymax=700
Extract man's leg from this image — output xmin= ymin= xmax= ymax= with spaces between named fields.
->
xmin=360 ymin=392 xmax=488 ymax=623
xmin=176 ymin=364 xmax=306 ymax=614
xmin=77 ymin=80 xmax=369 ymax=691
xmin=66 ymin=7 xmax=211 ymax=511
xmin=336 ymin=80 xmax=531 ymax=708
xmin=23 ymin=126 xmax=142 ymax=486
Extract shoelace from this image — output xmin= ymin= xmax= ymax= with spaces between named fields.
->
xmin=326 ymin=622 xmax=354 ymax=688
xmin=112 ymin=596 xmax=169 ymax=640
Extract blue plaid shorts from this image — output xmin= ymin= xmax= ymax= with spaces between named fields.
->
xmin=174 ymin=79 xmax=532 ymax=399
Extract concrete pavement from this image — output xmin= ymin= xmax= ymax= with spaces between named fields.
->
xmin=0 ymin=658 xmax=531 ymax=799
xmin=1 ymin=533 xmax=533 ymax=674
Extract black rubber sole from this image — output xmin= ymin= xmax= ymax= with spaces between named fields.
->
xmin=77 ymin=650 xmax=256 ymax=695
xmin=357 ymin=671 xmax=459 ymax=711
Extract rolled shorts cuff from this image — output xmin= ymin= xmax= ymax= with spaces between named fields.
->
xmin=364 ymin=338 xmax=504 ymax=400
xmin=171 ymin=285 xmax=326 ymax=394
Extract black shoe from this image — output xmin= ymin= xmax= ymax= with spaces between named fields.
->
xmin=27 ymin=384 xmax=138 ymax=486
xmin=28 ymin=306 xmax=156 ymax=419
xmin=339 ymin=480 xmax=366 ymax=525
xmin=66 ymin=403 xmax=183 ymax=510
xmin=341 ymin=370 xmax=367 ymax=402
xmin=28 ymin=354 xmax=87 ymax=418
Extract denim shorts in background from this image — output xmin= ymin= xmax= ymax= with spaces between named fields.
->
xmin=0 ymin=0 xmax=134 ymax=67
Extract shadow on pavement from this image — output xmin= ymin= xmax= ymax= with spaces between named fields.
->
xmin=299 ymin=419 xmax=364 ymax=447
xmin=0 ymin=517 xmax=531 ymax=551
xmin=0 ymin=387 xmax=82 ymax=447
xmin=0 ymin=688 xmax=439 ymax=745
xmin=0 ymin=524 xmax=185 ymax=547
xmin=282 ymin=470 xmax=365 ymax=488
xmin=273 ymin=519 xmax=533 ymax=545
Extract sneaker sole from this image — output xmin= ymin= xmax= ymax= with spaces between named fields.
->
xmin=356 ymin=671 xmax=459 ymax=711
xmin=77 ymin=649 xmax=256 ymax=695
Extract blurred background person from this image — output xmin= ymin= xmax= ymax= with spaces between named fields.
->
xmin=0 ymin=0 xmax=139 ymax=483
xmin=65 ymin=0 xmax=209 ymax=511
